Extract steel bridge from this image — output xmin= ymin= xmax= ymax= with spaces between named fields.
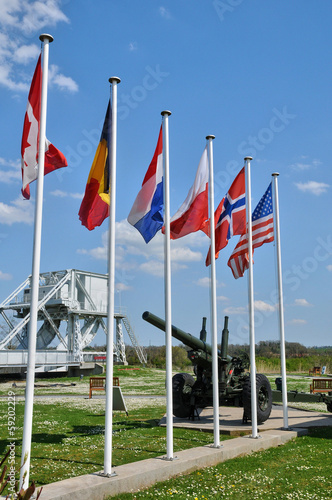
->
xmin=0 ymin=269 xmax=147 ymax=373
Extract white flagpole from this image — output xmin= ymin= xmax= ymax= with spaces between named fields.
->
xmin=20 ymin=33 xmax=53 ymax=490
xmin=244 ymin=156 xmax=258 ymax=439
xmin=103 ymin=76 xmax=121 ymax=476
xmin=206 ymin=135 xmax=220 ymax=448
xmin=161 ymin=110 xmax=174 ymax=460
xmin=272 ymin=173 xmax=288 ymax=429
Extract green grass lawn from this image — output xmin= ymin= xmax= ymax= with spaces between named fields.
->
xmin=0 ymin=396 xmax=231 ymax=491
xmin=0 ymin=367 xmax=331 ymax=496
xmin=267 ymin=375 xmax=312 ymax=393
xmin=0 ymin=368 xmax=324 ymax=397
xmin=1 ymin=369 xmax=328 ymax=412
xmin=0 ymin=367 xmax=169 ymax=397
xmin=111 ymin=427 xmax=332 ymax=500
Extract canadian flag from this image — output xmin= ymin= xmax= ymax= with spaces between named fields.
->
xmin=21 ymin=54 xmax=67 ymax=199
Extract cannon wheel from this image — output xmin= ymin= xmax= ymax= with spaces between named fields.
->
xmin=243 ymin=374 xmax=272 ymax=424
xmin=172 ymin=372 xmax=195 ymax=418
xmin=326 ymin=399 xmax=332 ymax=413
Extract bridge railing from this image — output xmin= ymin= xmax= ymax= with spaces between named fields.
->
xmin=0 ymin=350 xmax=77 ymax=367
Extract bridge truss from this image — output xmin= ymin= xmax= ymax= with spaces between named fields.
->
xmin=0 ymin=269 xmax=147 ymax=371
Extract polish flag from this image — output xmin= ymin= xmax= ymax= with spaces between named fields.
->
xmin=167 ymin=147 xmax=209 ymax=239
xmin=21 ymin=55 xmax=67 ymax=200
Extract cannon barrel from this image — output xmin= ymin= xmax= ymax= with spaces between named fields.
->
xmin=220 ymin=316 xmax=229 ymax=360
xmin=142 ymin=311 xmax=214 ymax=356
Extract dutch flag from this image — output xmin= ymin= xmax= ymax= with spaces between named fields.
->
xmin=127 ymin=126 xmax=164 ymax=243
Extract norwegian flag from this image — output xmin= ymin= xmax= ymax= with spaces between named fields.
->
xmin=205 ymin=167 xmax=246 ymax=266
xmin=228 ymin=182 xmax=274 ymax=279
xmin=21 ymin=54 xmax=67 ymax=200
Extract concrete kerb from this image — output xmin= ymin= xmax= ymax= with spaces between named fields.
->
xmin=36 ymin=428 xmax=305 ymax=500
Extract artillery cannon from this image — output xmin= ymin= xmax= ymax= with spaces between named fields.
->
xmin=142 ymin=311 xmax=272 ymax=424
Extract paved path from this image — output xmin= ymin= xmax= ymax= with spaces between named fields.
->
xmin=160 ymin=404 xmax=332 ymax=435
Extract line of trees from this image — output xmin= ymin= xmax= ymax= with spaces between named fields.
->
xmin=88 ymin=340 xmax=332 ymax=362
xmin=228 ymin=341 xmax=332 ymax=358
xmin=121 ymin=341 xmax=332 ymax=370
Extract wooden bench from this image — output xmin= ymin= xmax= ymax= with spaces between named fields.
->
xmin=310 ymin=378 xmax=332 ymax=394
xmin=309 ymin=366 xmax=321 ymax=376
xmin=89 ymin=376 xmax=120 ymax=398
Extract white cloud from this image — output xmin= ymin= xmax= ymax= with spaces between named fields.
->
xmin=195 ymin=277 xmax=210 ymax=288
xmin=254 ymin=300 xmax=276 ymax=312
xmin=115 ymin=282 xmax=131 ymax=292
xmin=171 ymin=246 xmax=202 ymax=262
xmin=0 ymin=197 xmax=34 ymax=225
xmin=0 ymin=270 xmax=12 ymax=280
xmin=174 ymin=230 xmax=208 ymax=248
xmin=295 ymin=181 xmax=329 ymax=196
xmin=217 ymin=295 xmax=228 ymax=302
xmin=0 ymin=169 xmax=21 ymax=183
xmin=0 ymin=0 xmax=21 ymax=28
xmin=195 ymin=277 xmax=225 ymax=288
xmin=0 ymin=1 xmax=76 ymax=93
xmin=223 ymin=306 xmax=247 ymax=315
xmin=49 ymin=64 xmax=79 ymax=93
xmin=13 ymin=44 xmax=39 ymax=64
xmin=290 ymin=157 xmax=322 ymax=171
xmin=77 ymin=220 xmax=207 ymax=278
xmin=20 ymin=1 xmax=69 ymax=36
xmin=0 ymin=0 xmax=69 ymax=33
xmin=139 ymin=260 xmax=164 ymax=277
xmin=0 ymin=59 xmax=29 ymax=91
xmin=0 ymin=158 xmax=21 ymax=183
xmin=327 ymin=264 xmax=332 ymax=272
xmin=223 ymin=301 xmax=277 ymax=315
xmin=288 ymin=319 xmax=307 ymax=325
xmin=50 ymin=190 xmax=83 ymax=199
xmin=50 ymin=190 xmax=68 ymax=198
xmin=77 ymin=246 xmax=107 ymax=261
xmin=0 ymin=33 xmax=12 ymax=63
xmin=294 ymin=298 xmax=312 ymax=307
xmin=129 ymin=42 xmax=138 ymax=51
xmin=115 ymin=220 xmax=206 ymax=265
xmin=291 ymin=162 xmax=310 ymax=171
xmin=159 ymin=6 xmax=171 ymax=19
xmin=139 ymin=259 xmax=187 ymax=277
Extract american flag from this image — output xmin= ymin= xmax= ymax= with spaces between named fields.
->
xmin=228 ymin=182 xmax=274 ymax=279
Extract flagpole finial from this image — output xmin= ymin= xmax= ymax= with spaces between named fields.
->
xmin=109 ymin=77 xmax=121 ymax=84
xmin=39 ymin=34 xmax=54 ymax=43
xmin=161 ymin=110 xmax=171 ymax=116
xmin=206 ymin=135 xmax=215 ymax=140
xmin=272 ymin=172 xmax=279 ymax=177
xmin=244 ymin=156 xmax=253 ymax=161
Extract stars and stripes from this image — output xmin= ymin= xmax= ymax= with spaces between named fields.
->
xmin=228 ymin=182 xmax=274 ymax=279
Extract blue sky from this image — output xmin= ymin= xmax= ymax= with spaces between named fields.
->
xmin=0 ymin=0 xmax=331 ymax=349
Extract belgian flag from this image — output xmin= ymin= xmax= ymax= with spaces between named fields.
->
xmin=78 ymin=101 xmax=111 ymax=230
